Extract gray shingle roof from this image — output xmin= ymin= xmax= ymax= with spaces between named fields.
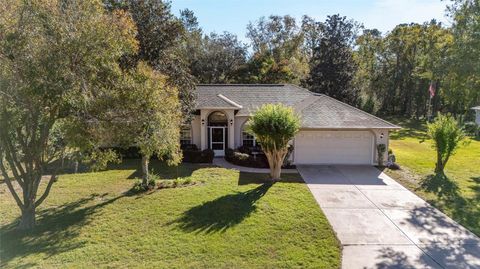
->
xmin=196 ymin=84 xmax=399 ymax=129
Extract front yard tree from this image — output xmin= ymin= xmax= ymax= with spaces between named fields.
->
xmin=247 ymin=104 xmax=300 ymax=180
xmin=0 ymin=0 xmax=138 ymax=230
xmin=118 ymin=63 xmax=182 ymax=188
xmin=427 ymin=114 xmax=466 ymax=174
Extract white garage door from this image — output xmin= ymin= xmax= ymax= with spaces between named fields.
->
xmin=294 ymin=130 xmax=374 ymax=164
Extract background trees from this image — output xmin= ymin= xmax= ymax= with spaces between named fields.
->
xmin=354 ymin=22 xmax=453 ymax=117
xmin=105 ymin=0 xmax=196 ymax=119
xmin=186 ymin=32 xmax=248 ymax=84
xmin=175 ymin=2 xmax=478 ymax=119
xmin=242 ymin=15 xmax=308 ymax=84
xmin=305 ymin=15 xmax=360 ymax=105
xmin=443 ymin=0 xmax=480 ymax=116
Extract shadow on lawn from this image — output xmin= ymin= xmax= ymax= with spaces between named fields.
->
xmin=41 ymin=159 xmax=209 ymax=180
xmin=237 ymin=172 xmax=303 ymax=185
xmin=169 ymin=183 xmax=273 ymax=234
xmin=0 ymin=192 xmax=127 ymax=268
xmin=374 ymin=174 xmax=480 ymax=268
xmin=386 ymin=117 xmax=428 ymax=141
xmin=123 ymin=160 xmax=210 ymax=180
xmin=420 ymin=173 xmax=480 ymax=236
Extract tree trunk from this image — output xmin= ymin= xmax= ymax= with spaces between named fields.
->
xmin=73 ymin=161 xmax=79 ymax=174
xmin=266 ymin=149 xmax=287 ymax=181
xmin=435 ymin=152 xmax=444 ymax=174
xmin=141 ymin=155 xmax=149 ymax=186
xmin=271 ymin=158 xmax=282 ymax=180
xmin=19 ymin=205 xmax=36 ymax=230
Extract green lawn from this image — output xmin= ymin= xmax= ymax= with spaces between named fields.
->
xmin=385 ymin=118 xmax=480 ymax=235
xmin=0 ymin=160 xmax=340 ymax=268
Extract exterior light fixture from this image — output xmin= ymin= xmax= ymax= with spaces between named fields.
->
xmin=201 ymin=119 xmax=205 ymax=125
xmin=380 ymin=132 xmax=384 ymax=139
xmin=230 ymin=119 xmax=233 ymax=126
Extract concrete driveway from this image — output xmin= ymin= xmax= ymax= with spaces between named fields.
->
xmin=297 ymin=165 xmax=480 ymax=269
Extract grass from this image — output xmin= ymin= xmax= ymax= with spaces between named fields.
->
xmin=384 ymin=117 xmax=480 ymax=235
xmin=0 ymin=160 xmax=340 ymax=268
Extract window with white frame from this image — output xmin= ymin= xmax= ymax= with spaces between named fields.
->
xmin=180 ymin=127 xmax=192 ymax=145
xmin=242 ymin=130 xmax=256 ymax=147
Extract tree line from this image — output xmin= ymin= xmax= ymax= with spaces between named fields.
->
xmin=176 ymin=0 xmax=479 ymax=118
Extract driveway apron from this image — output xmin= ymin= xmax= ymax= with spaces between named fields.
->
xmin=297 ymin=165 xmax=480 ymax=269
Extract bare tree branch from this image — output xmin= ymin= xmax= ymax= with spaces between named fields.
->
xmin=35 ymin=173 xmax=56 ymax=207
xmin=0 ymin=157 xmax=24 ymax=208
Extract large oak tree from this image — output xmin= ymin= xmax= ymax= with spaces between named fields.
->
xmin=0 ymin=0 xmax=181 ymax=229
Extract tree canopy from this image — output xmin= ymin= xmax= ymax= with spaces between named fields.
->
xmin=305 ymin=14 xmax=360 ymax=105
xmin=0 ymin=0 xmax=181 ymax=229
xmin=247 ymin=104 xmax=300 ymax=180
xmin=427 ymin=113 xmax=466 ymax=174
xmin=105 ymin=0 xmax=196 ymax=119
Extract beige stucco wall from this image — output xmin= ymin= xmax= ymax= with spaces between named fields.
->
xmin=191 ymin=115 xmax=201 ymax=148
xmin=234 ymin=116 xmax=249 ymax=148
xmin=371 ymin=129 xmax=390 ymax=164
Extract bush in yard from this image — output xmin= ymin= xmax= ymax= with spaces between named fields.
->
xmin=236 ymin=145 xmax=252 ymax=155
xmin=225 ymin=148 xmax=269 ymax=168
xmin=427 ymin=113 xmax=466 ymax=174
xmin=247 ymin=104 xmax=300 ymax=180
xmin=157 ymin=177 xmax=204 ymax=189
xmin=233 ymin=152 xmax=250 ymax=162
xmin=131 ymin=178 xmax=156 ymax=193
xmin=463 ymin=122 xmax=479 ymax=137
xmin=182 ymin=149 xmax=214 ymax=163
xmin=202 ymin=149 xmax=215 ymax=163
xmin=180 ymin=144 xmax=198 ymax=151
xmin=376 ymin=144 xmax=386 ymax=167
xmin=225 ymin=148 xmax=235 ymax=158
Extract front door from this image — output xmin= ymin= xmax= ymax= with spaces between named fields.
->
xmin=210 ymin=127 xmax=225 ymax=156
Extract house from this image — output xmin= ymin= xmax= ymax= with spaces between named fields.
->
xmin=473 ymin=106 xmax=480 ymax=125
xmin=181 ymin=84 xmax=400 ymax=165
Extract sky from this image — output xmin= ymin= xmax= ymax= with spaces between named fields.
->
xmin=171 ymin=0 xmax=450 ymax=42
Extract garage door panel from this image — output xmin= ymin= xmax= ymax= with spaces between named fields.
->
xmin=294 ymin=131 xmax=373 ymax=164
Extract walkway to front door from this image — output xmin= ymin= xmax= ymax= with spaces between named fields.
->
xmin=297 ymin=165 xmax=480 ymax=269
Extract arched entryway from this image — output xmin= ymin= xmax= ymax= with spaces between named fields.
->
xmin=208 ymin=111 xmax=228 ymax=156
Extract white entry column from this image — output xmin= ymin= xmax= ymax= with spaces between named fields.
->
xmin=225 ymin=110 xmax=235 ymax=149
xmin=200 ymin=109 xmax=208 ymax=150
